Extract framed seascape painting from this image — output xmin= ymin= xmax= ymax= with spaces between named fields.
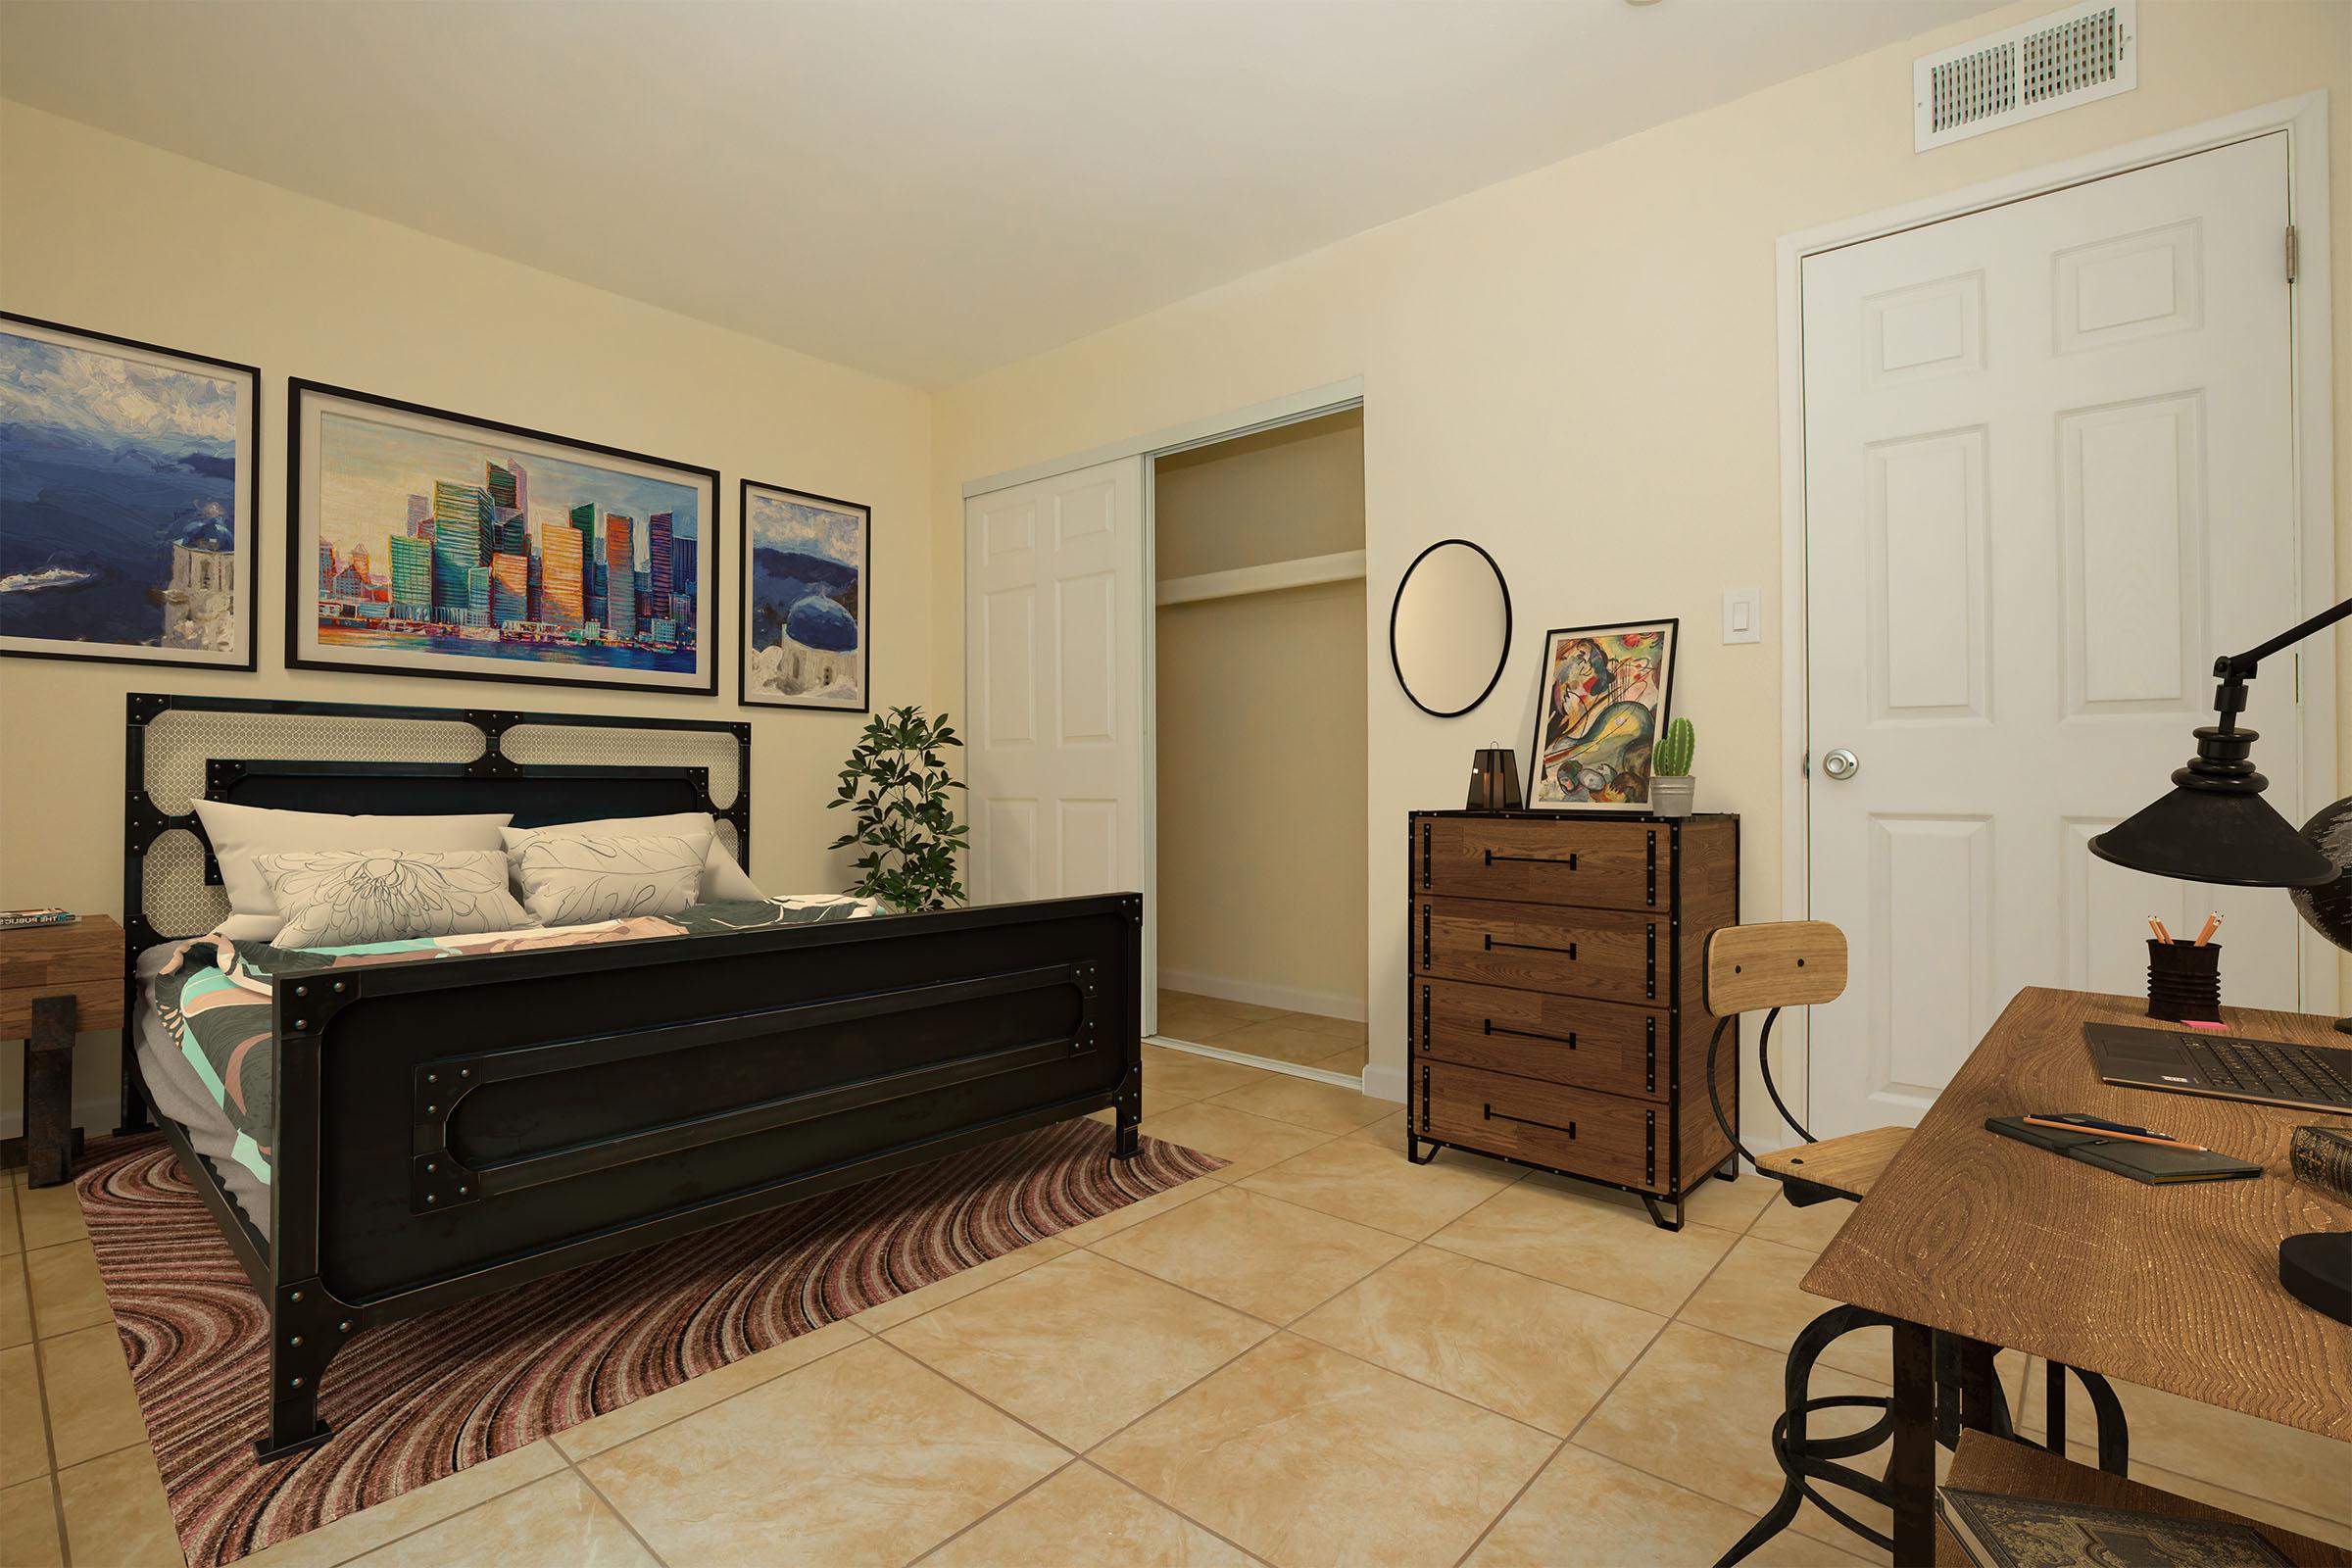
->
xmin=740 ymin=479 xmax=868 ymax=712
xmin=1527 ymin=617 xmax=1678 ymax=810
xmin=0 ymin=313 xmax=259 ymax=670
xmin=288 ymin=380 xmax=717 ymax=695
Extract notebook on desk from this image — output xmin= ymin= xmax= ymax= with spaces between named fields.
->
xmin=2082 ymin=1023 xmax=2352 ymax=1114
xmin=1985 ymin=1117 xmax=2262 ymax=1185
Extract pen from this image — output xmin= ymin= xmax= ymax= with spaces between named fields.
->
xmin=2023 ymin=1115 xmax=2209 ymax=1153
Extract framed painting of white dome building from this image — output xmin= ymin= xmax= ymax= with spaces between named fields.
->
xmin=740 ymin=478 xmax=868 ymax=713
xmin=0 ymin=313 xmax=259 ymax=671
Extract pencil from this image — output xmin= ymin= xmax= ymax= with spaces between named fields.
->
xmin=2194 ymin=911 xmax=2223 ymax=947
xmin=2023 ymin=1115 xmax=2209 ymax=1153
xmin=2147 ymin=915 xmax=2174 ymax=944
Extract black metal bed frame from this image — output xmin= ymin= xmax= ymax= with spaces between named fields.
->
xmin=121 ymin=694 xmax=1143 ymax=1461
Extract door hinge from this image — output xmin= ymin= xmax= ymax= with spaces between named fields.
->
xmin=2286 ymin=223 xmax=2299 ymax=283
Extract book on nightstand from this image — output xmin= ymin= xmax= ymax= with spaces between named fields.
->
xmin=1936 ymin=1486 xmax=2291 ymax=1567
xmin=0 ymin=907 xmax=76 ymax=931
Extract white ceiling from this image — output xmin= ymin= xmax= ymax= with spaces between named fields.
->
xmin=0 ymin=0 xmax=2002 ymax=386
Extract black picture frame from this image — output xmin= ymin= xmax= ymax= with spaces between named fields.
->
xmin=1525 ymin=616 xmax=1680 ymax=810
xmin=738 ymin=477 xmax=871 ymax=713
xmin=285 ymin=378 xmax=720 ymax=697
xmin=0 ymin=311 xmax=262 ymax=672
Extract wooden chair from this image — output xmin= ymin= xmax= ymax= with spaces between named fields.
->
xmin=1700 ymin=921 xmax=2127 ymax=1567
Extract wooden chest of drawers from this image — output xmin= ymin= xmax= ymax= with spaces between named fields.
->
xmin=1406 ymin=811 xmax=1740 ymax=1229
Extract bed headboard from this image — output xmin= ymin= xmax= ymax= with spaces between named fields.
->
xmin=122 ymin=693 xmax=752 ymax=958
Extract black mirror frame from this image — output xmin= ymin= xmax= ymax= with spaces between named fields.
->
xmin=1390 ymin=537 xmax=1512 ymax=718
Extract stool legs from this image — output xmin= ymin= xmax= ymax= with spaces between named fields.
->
xmin=1715 ymin=1304 xmax=1901 ymax=1567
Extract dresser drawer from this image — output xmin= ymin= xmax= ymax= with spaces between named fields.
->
xmin=1414 ymin=897 xmax=1659 ymax=1005
xmin=1415 ymin=978 xmax=1664 ymax=1102
xmin=1416 ymin=818 xmax=1663 ymax=911
xmin=1425 ymin=1061 xmax=1656 ymax=1191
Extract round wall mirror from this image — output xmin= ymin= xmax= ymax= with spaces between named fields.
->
xmin=1390 ymin=539 xmax=1511 ymax=717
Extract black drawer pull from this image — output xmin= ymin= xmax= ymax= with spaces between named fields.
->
xmin=1484 ymin=1104 xmax=1575 ymax=1138
xmin=1484 ymin=1021 xmax=1576 ymax=1048
xmin=1485 ymin=934 xmax=1576 ymax=959
xmin=1485 ymin=851 xmax=1578 ymax=869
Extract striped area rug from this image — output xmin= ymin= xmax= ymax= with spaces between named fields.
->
xmin=74 ymin=1120 xmax=1223 ymax=1568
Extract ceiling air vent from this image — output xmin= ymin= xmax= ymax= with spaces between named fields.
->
xmin=1915 ymin=0 xmax=2135 ymax=151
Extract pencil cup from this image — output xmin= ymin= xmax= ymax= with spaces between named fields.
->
xmin=2146 ymin=939 xmax=2222 ymax=1024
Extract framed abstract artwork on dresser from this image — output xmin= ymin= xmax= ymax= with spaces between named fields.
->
xmin=0 ymin=312 xmax=259 ymax=670
xmin=1527 ymin=617 xmax=1679 ymax=810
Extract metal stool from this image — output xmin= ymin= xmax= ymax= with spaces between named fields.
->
xmin=1698 ymin=922 xmax=2129 ymax=1566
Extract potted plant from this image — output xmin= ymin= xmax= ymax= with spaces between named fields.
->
xmin=1650 ymin=715 xmax=1696 ymax=818
xmin=827 ymin=706 xmax=969 ymax=911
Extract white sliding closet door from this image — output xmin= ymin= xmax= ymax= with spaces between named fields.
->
xmin=963 ymin=458 xmax=1149 ymax=913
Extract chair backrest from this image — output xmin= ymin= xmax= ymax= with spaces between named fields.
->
xmin=1705 ymin=920 xmax=1848 ymax=1016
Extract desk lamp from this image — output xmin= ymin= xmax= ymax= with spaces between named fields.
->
xmin=2088 ymin=594 xmax=2351 ymax=1327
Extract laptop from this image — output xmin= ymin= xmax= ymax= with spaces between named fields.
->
xmin=2084 ymin=1023 xmax=2352 ymax=1114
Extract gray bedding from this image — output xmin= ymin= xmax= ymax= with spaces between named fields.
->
xmin=134 ymin=940 xmax=273 ymax=1241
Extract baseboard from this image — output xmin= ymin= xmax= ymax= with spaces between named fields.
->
xmin=1158 ymin=966 xmax=1367 ymax=1023
xmin=1361 ymin=1061 xmax=1406 ymax=1104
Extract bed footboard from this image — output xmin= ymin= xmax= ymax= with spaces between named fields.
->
xmin=254 ymin=892 xmax=1142 ymax=1460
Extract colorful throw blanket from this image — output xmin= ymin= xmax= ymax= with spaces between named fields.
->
xmin=151 ymin=897 xmax=882 ymax=1188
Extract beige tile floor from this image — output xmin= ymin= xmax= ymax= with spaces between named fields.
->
xmin=1156 ymin=989 xmax=1368 ymax=1078
xmin=5 ymin=1066 xmax=2348 ymax=1567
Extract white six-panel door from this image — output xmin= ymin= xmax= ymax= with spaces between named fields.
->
xmin=1803 ymin=132 xmax=2305 ymax=1136
xmin=963 ymin=458 xmax=1148 ymax=914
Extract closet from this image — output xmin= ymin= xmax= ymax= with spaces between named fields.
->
xmin=1152 ymin=410 xmax=1367 ymax=1083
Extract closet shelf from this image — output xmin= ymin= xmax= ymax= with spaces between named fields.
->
xmin=1155 ymin=549 xmax=1366 ymax=608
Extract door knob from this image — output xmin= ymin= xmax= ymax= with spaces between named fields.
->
xmin=1820 ymin=748 xmax=1859 ymax=781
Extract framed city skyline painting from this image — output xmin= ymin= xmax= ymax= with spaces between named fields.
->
xmin=287 ymin=379 xmax=718 ymax=695
xmin=0 ymin=312 xmax=259 ymax=670
xmin=740 ymin=478 xmax=868 ymax=712
xmin=1527 ymin=617 xmax=1678 ymax=810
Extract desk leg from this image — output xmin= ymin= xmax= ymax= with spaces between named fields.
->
xmin=1889 ymin=1318 xmax=1936 ymax=1567
xmin=24 ymin=995 xmax=75 ymax=1189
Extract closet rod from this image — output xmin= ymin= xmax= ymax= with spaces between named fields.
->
xmin=1155 ymin=550 xmax=1367 ymax=608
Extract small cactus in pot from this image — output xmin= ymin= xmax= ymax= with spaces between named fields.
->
xmin=1649 ymin=716 xmax=1696 ymax=817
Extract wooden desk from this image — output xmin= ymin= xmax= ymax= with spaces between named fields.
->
xmin=1804 ymin=986 xmax=2352 ymax=1563
xmin=1 ymin=915 xmax=124 ymax=1186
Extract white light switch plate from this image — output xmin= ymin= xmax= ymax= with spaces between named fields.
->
xmin=1722 ymin=586 xmax=1761 ymax=644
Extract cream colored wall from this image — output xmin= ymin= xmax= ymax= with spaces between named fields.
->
xmin=1154 ymin=413 xmax=1366 ymax=1016
xmin=930 ymin=0 xmax=2352 ymax=1102
xmin=0 ymin=101 xmax=935 ymax=1134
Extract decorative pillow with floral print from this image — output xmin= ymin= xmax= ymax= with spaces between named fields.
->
xmin=253 ymin=849 xmax=538 ymax=949
xmin=508 ymin=831 xmax=712 ymax=926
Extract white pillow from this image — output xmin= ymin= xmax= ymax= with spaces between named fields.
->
xmin=195 ymin=802 xmax=513 ymax=938
xmin=509 ymin=831 xmax=712 ymax=926
xmin=501 ymin=812 xmax=760 ymax=903
xmin=253 ymin=849 xmax=536 ymax=949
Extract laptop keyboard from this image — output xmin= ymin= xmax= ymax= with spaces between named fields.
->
xmin=2183 ymin=1037 xmax=2352 ymax=1108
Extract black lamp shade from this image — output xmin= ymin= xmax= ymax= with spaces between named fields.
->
xmin=2090 ymin=786 xmax=2332 ymax=888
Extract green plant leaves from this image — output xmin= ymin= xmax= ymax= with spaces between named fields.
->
xmin=824 ymin=704 xmax=969 ymax=910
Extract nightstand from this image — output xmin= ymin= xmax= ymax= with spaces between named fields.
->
xmin=2 ymin=915 xmax=124 ymax=1186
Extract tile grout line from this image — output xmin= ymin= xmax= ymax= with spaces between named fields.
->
xmin=553 ymin=1435 xmax=670 ymax=1568
xmin=900 ymin=1457 xmax=1081 ymax=1566
xmin=1450 ymin=1181 xmax=1792 ymax=1568
xmin=1075 ymin=1456 xmax=1273 ymax=1566
xmin=13 ymin=1180 xmax=74 ymax=1568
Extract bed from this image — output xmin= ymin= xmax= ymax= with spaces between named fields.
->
xmin=120 ymin=693 xmax=1143 ymax=1461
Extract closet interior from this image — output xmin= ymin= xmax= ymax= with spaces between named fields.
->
xmin=1152 ymin=408 xmax=1369 ymax=1082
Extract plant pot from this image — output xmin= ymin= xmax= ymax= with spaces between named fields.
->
xmin=1649 ymin=775 xmax=1696 ymax=818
